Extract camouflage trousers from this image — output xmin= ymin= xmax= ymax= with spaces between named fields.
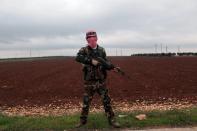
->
xmin=80 ymin=80 xmax=115 ymax=123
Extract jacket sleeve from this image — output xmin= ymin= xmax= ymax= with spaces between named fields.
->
xmin=75 ymin=47 xmax=92 ymax=65
xmin=102 ymin=49 xmax=115 ymax=70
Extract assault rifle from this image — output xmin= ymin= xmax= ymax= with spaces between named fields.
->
xmin=92 ymin=57 xmax=130 ymax=79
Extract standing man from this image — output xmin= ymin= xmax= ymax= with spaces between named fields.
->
xmin=75 ymin=30 xmax=120 ymax=128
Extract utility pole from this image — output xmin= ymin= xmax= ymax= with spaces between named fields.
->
xmin=29 ymin=48 xmax=32 ymax=57
xmin=131 ymin=48 xmax=132 ymax=56
xmin=166 ymin=45 xmax=168 ymax=53
xmin=116 ymin=48 xmax=117 ymax=56
xmin=160 ymin=43 xmax=163 ymax=53
xmin=155 ymin=44 xmax=158 ymax=53
xmin=177 ymin=45 xmax=180 ymax=53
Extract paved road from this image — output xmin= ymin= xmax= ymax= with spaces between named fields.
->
xmin=120 ymin=127 xmax=197 ymax=131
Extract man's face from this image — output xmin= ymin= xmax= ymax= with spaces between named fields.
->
xmin=86 ymin=36 xmax=97 ymax=48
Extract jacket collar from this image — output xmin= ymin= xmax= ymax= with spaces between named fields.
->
xmin=87 ymin=45 xmax=99 ymax=50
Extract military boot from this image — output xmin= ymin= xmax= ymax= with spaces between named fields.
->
xmin=108 ymin=118 xmax=121 ymax=128
xmin=75 ymin=118 xmax=87 ymax=128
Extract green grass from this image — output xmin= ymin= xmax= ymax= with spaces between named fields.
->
xmin=0 ymin=107 xmax=197 ymax=130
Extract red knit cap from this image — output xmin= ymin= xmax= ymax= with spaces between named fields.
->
xmin=86 ymin=30 xmax=97 ymax=39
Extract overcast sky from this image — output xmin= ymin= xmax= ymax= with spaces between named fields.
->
xmin=0 ymin=0 xmax=197 ymax=57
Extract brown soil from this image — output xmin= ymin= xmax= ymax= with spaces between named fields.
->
xmin=0 ymin=56 xmax=197 ymax=107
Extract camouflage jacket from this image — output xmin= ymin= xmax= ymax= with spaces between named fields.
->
xmin=75 ymin=45 xmax=113 ymax=81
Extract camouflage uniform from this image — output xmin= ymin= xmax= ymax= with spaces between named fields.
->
xmin=75 ymin=45 xmax=115 ymax=124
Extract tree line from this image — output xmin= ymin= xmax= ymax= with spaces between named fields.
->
xmin=131 ymin=52 xmax=197 ymax=57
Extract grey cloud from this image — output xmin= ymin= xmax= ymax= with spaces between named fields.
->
xmin=0 ymin=0 xmax=197 ymax=52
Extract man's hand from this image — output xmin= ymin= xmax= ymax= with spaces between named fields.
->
xmin=92 ymin=59 xmax=99 ymax=66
